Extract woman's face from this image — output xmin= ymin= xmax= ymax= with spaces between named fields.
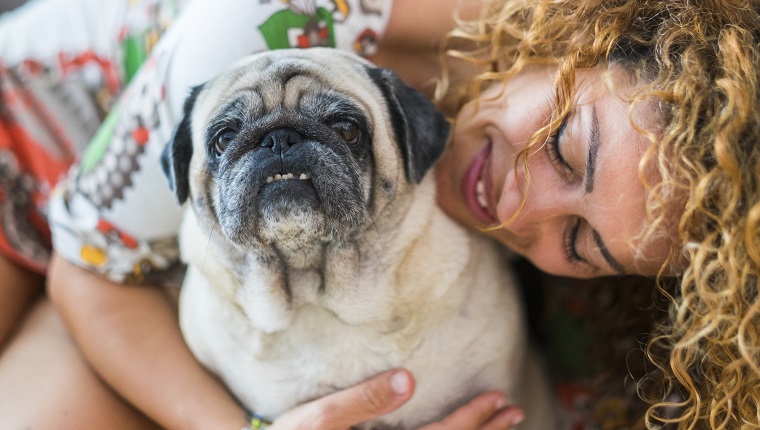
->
xmin=436 ymin=65 xmax=673 ymax=278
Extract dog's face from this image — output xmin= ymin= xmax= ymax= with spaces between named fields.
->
xmin=162 ymin=48 xmax=449 ymax=252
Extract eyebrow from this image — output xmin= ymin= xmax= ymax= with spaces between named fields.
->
xmin=585 ymin=106 xmax=600 ymax=193
xmin=584 ymin=106 xmax=625 ymax=275
xmin=591 ymin=229 xmax=626 ymax=274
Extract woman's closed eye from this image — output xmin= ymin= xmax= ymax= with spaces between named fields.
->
xmin=563 ymin=216 xmax=586 ymax=266
xmin=546 ymin=116 xmax=573 ymax=178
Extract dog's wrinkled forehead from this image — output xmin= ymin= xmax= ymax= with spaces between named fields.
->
xmin=160 ymin=48 xmax=450 ymax=204
xmin=194 ymin=49 xmax=380 ymax=127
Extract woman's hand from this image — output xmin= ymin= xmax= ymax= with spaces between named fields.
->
xmin=269 ymin=369 xmax=525 ymax=430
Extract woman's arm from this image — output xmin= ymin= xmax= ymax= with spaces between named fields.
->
xmin=0 ymin=254 xmax=43 ymax=350
xmin=373 ymin=0 xmax=483 ymax=92
xmin=380 ymin=0 xmax=482 ymax=50
xmin=47 ymin=253 xmax=248 ymax=430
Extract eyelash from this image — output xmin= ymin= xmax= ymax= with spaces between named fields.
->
xmin=564 ymin=217 xmax=584 ymax=265
xmin=546 ymin=117 xmax=573 ymax=177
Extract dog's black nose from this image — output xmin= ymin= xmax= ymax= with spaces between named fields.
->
xmin=260 ymin=128 xmax=304 ymax=155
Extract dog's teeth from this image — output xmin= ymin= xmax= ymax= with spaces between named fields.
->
xmin=476 ymin=179 xmax=484 ymax=194
xmin=268 ymin=173 xmax=307 ymax=183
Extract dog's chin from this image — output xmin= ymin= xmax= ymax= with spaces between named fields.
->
xmin=256 ymin=180 xmax=327 ymax=246
xmin=217 ymin=179 xmax=328 ymax=249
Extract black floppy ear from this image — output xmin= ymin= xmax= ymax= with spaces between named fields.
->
xmin=161 ymin=84 xmax=204 ymax=204
xmin=365 ymin=67 xmax=450 ymax=183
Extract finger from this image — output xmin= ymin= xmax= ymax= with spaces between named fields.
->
xmin=419 ymin=391 xmax=509 ymax=430
xmin=480 ymin=406 xmax=525 ymax=430
xmin=306 ymin=369 xmax=415 ymax=429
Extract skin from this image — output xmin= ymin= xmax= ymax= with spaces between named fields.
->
xmin=436 ymin=65 xmax=673 ymax=279
xmin=0 ymin=294 xmax=161 ymax=429
xmin=0 ymin=253 xmax=43 ymax=352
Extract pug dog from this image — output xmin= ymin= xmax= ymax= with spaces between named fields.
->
xmin=162 ymin=48 xmax=556 ymax=429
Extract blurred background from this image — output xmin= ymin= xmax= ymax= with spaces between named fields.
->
xmin=0 ymin=0 xmax=27 ymax=14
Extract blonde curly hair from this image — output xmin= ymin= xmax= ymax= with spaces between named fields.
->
xmin=438 ymin=0 xmax=760 ymax=428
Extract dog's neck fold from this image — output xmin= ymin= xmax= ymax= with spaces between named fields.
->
xmin=183 ymin=174 xmax=449 ymax=333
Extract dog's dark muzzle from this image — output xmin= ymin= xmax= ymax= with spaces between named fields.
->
xmin=254 ymin=128 xmax=320 ymax=202
xmin=214 ymin=123 xmax=369 ymax=246
xmin=256 ymin=127 xmax=316 ymax=188
xmin=223 ymin=125 xmax=322 ymax=208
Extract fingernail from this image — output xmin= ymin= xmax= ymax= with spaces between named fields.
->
xmin=494 ymin=396 xmax=507 ymax=410
xmin=390 ymin=371 xmax=410 ymax=395
xmin=508 ymin=410 xmax=525 ymax=426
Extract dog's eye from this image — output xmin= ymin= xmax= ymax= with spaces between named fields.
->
xmin=215 ymin=130 xmax=236 ymax=154
xmin=331 ymin=121 xmax=359 ymax=144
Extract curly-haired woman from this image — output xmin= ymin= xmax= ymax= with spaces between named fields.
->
xmin=436 ymin=1 xmax=760 ymax=427
xmin=1 ymin=0 xmax=758 ymax=428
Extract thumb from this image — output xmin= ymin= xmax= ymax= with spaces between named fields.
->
xmin=307 ymin=369 xmax=415 ymax=429
xmin=328 ymin=369 xmax=415 ymax=428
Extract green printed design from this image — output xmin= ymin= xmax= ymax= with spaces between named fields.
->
xmin=258 ymin=8 xmax=335 ymax=50
xmin=80 ymin=103 xmax=120 ymax=173
xmin=123 ymin=34 xmax=148 ymax=83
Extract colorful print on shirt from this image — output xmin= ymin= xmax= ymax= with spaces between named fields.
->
xmin=0 ymin=0 xmax=184 ymax=273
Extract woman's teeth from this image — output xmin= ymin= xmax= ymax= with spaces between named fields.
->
xmin=476 ymin=179 xmax=488 ymax=210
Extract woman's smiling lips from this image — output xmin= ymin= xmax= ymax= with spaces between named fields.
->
xmin=461 ymin=142 xmax=499 ymax=225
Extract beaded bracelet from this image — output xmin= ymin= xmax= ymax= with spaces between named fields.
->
xmin=242 ymin=412 xmax=272 ymax=430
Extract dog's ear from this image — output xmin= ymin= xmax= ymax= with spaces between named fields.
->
xmin=161 ymin=84 xmax=204 ymax=204
xmin=365 ymin=67 xmax=450 ymax=183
